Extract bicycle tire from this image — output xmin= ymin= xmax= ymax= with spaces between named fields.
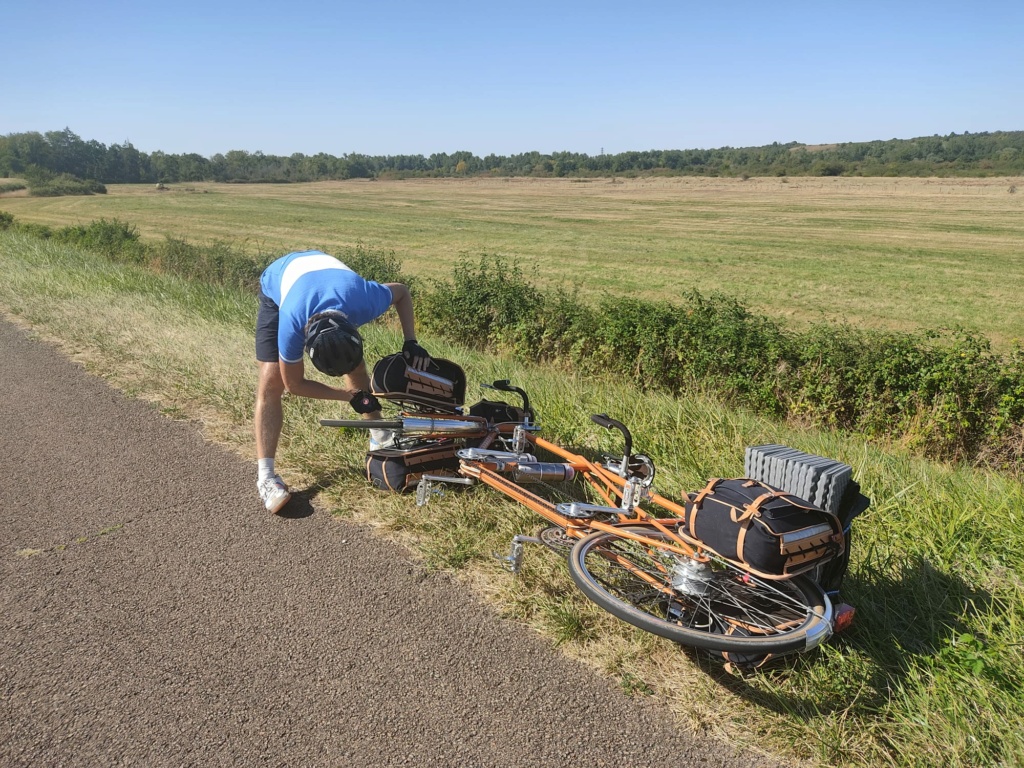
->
xmin=319 ymin=419 xmax=404 ymax=429
xmin=568 ymin=525 xmax=832 ymax=656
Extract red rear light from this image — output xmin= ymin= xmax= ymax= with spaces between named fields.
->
xmin=833 ymin=603 xmax=855 ymax=634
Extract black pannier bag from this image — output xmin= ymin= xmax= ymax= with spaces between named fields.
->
xmin=809 ymin=479 xmax=871 ymax=595
xmin=370 ymin=354 xmax=466 ymax=413
xmin=683 ymin=478 xmax=845 ymax=579
xmin=467 ymin=398 xmax=526 ymax=425
xmin=741 ymin=443 xmax=869 ymax=596
xmin=365 ymin=441 xmax=462 ymax=493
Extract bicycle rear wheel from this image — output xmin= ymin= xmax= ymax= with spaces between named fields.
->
xmin=568 ymin=525 xmax=832 ymax=656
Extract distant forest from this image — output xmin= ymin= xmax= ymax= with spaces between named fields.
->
xmin=2 ymin=127 xmax=1022 ymax=185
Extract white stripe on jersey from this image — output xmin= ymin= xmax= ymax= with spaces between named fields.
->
xmin=279 ymin=254 xmax=353 ymax=304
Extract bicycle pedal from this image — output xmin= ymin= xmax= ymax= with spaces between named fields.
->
xmin=494 ymin=535 xmax=543 ymax=574
xmin=555 ymin=501 xmax=622 ymax=519
xmin=416 ymin=474 xmax=476 ymax=506
xmin=415 ymin=477 xmax=444 ymax=506
xmin=494 ymin=550 xmax=522 ymax=573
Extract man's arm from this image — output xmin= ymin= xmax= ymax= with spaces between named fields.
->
xmin=279 ymin=360 xmax=357 ymax=401
xmin=385 ymin=282 xmax=430 ymax=370
xmin=385 ymin=283 xmax=417 ymax=341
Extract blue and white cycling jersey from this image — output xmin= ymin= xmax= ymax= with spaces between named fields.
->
xmin=260 ymin=250 xmax=393 ymax=364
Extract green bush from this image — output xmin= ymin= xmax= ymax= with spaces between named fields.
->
xmin=29 ymin=173 xmax=106 ymax=197
xmin=418 ymin=256 xmax=544 ymax=354
xmin=156 ymin=238 xmax=262 ymax=291
xmin=813 ymin=161 xmax=847 ymax=177
xmin=335 ymin=243 xmax=409 ymax=286
xmin=0 ymin=211 xmax=14 ymax=230
xmin=902 ymin=330 xmax=1014 ymax=460
xmin=53 ymin=219 xmax=145 ymax=262
xmin=534 ymin=288 xmax=599 ymax=365
xmin=18 ymin=223 xmax=54 ymax=239
xmin=417 ymin=254 xmax=1024 ymax=469
xmin=661 ymin=290 xmax=790 ymax=412
xmin=786 ymin=324 xmax=914 ymax=430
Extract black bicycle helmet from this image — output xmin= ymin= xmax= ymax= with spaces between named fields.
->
xmin=304 ymin=310 xmax=364 ymax=377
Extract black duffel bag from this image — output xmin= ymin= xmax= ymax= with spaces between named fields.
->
xmin=683 ymin=478 xmax=844 ymax=579
xmin=370 ymin=354 xmax=466 ymax=413
xmin=365 ymin=440 xmax=462 ymax=493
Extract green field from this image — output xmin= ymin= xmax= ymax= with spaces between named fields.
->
xmin=2 ymin=175 xmax=1022 ymax=347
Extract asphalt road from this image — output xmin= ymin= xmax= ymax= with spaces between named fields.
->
xmin=0 ymin=316 xmax=776 ymax=767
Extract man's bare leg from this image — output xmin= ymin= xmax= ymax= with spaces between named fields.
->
xmin=255 ymin=361 xmax=291 ymax=512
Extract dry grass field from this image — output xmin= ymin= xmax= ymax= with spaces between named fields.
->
xmin=2 ymin=175 xmax=1022 ymax=346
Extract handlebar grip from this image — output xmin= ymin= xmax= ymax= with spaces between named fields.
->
xmin=482 ymin=380 xmax=532 ymax=419
xmin=590 ymin=413 xmax=621 ymax=431
xmin=591 ymin=413 xmax=633 ymax=459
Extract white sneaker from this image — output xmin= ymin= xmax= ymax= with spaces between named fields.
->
xmin=258 ymin=475 xmax=291 ymax=514
xmin=369 ymin=428 xmax=397 ymax=451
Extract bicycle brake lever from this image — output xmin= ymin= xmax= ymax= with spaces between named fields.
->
xmin=482 ymin=379 xmax=512 ymax=391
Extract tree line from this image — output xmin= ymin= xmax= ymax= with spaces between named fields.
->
xmin=1 ymin=127 xmax=1022 ymax=186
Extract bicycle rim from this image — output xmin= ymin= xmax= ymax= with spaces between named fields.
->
xmin=568 ymin=525 xmax=832 ymax=655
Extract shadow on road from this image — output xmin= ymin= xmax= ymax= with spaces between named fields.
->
xmin=276 ymin=489 xmax=318 ymax=519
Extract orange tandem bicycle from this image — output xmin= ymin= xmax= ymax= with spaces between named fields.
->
xmin=322 ymin=373 xmax=860 ymax=663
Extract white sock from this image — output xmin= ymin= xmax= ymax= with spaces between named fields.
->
xmin=258 ymin=458 xmax=275 ymax=483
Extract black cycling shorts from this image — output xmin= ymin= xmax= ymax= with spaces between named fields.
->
xmin=255 ymin=290 xmax=281 ymax=363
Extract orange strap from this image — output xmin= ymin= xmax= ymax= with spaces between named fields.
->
xmin=688 ymin=478 xmax=721 ymax=538
xmin=692 ymin=478 xmax=721 ymax=507
xmin=729 ymin=491 xmax=775 ymax=522
xmin=735 ymin=519 xmax=750 ymax=561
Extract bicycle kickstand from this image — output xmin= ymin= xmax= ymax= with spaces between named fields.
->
xmin=495 ymin=534 xmax=543 ymax=575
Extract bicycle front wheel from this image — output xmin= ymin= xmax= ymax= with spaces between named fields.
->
xmin=568 ymin=525 xmax=832 ymax=656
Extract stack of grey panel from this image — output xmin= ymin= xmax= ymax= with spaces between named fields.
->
xmin=744 ymin=444 xmax=852 ymax=517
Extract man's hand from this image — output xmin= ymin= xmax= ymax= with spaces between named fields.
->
xmin=402 ymin=339 xmax=431 ymax=371
xmin=350 ymin=390 xmax=381 ymax=414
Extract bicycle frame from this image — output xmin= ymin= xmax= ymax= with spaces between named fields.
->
xmin=458 ymin=427 xmax=706 ymax=563
xmin=327 ymin=376 xmax=847 ymax=660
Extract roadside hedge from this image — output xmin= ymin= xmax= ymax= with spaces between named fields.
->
xmin=418 ymin=255 xmax=1024 ymax=470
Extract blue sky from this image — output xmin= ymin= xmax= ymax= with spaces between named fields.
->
xmin=3 ymin=0 xmax=1021 ymax=158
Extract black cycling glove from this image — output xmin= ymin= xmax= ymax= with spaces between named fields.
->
xmin=402 ymin=339 xmax=431 ymax=370
xmin=350 ymin=390 xmax=381 ymax=415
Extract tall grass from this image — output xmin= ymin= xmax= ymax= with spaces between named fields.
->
xmin=1 ymin=230 xmax=1022 ymax=767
